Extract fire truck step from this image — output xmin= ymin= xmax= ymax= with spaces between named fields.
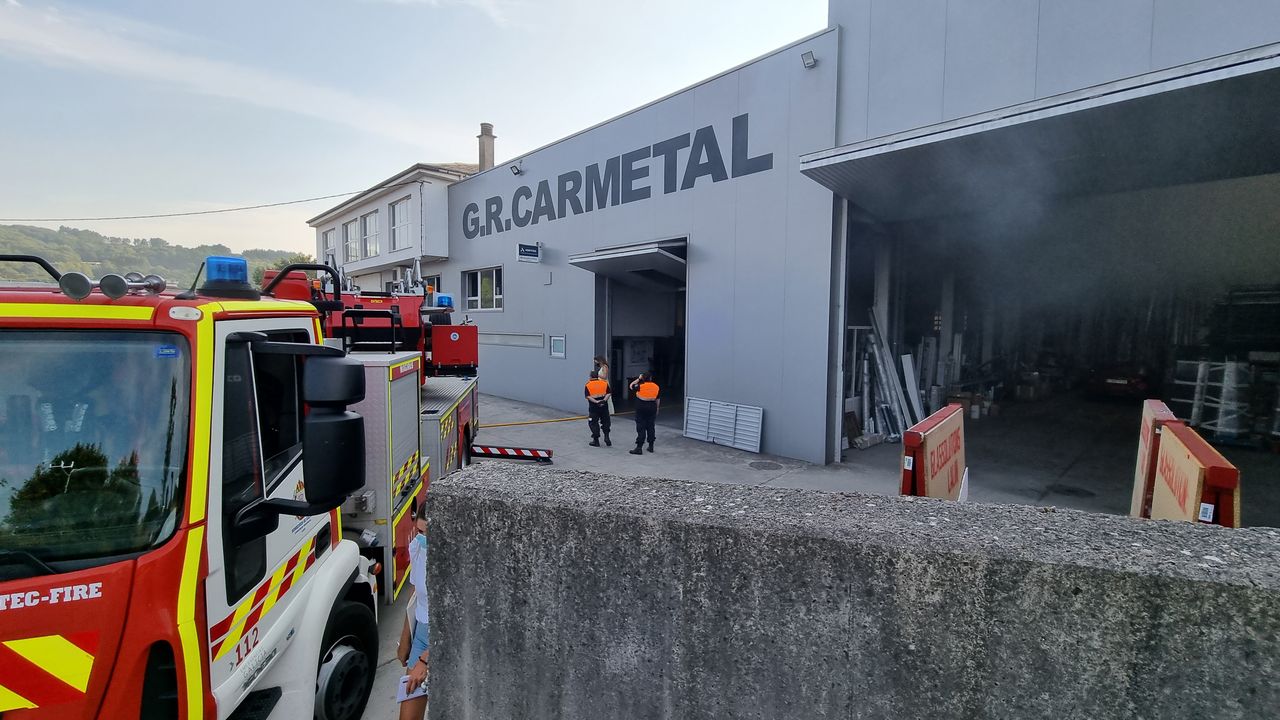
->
xmin=470 ymin=445 xmax=554 ymax=464
xmin=227 ymin=686 xmax=282 ymax=720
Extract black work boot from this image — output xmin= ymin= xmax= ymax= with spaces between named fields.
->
xmin=589 ymin=439 xmax=600 ymax=447
xmin=604 ymin=433 xmax=612 ymax=447
xmin=629 ymin=445 xmax=643 ymax=455
xmin=647 ymin=442 xmax=654 ymax=453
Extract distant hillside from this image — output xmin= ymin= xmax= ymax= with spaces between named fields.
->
xmin=0 ymin=225 xmax=310 ymax=288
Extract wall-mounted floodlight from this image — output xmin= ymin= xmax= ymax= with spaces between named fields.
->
xmin=801 ymin=50 xmax=817 ymax=69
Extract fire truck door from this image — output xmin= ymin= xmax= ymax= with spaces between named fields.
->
xmin=204 ymin=319 xmax=330 ymax=708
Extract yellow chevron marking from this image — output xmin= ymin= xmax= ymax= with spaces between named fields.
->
xmin=258 ymin=559 xmax=292 ymax=618
xmin=215 ymin=584 xmax=258 ymax=660
xmin=0 ymin=683 xmax=37 ymax=712
xmin=3 ymin=636 xmax=94 ymax=692
xmin=213 ymin=541 xmax=314 ymax=661
xmin=289 ymin=538 xmax=315 ymax=591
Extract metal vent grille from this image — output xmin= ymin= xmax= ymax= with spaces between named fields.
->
xmin=683 ymin=397 xmax=763 ymax=453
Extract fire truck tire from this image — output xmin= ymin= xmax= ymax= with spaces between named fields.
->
xmin=315 ymin=601 xmax=378 ymax=720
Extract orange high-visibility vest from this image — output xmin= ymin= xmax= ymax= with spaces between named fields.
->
xmin=636 ymin=381 xmax=660 ymax=401
xmin=586 ymin=379 xmax=609 ymax=398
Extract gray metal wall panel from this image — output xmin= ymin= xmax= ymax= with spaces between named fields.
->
xmin=866 ymin=0 xmax=947 ymax=137
xmin=444 ymin=30 xmax=839 ymax=463
xmin=1034 ymin=0 xmax=1155 ymax=98
xmin=1151 ymin=0 xmax=1280 ymax=68
xmin=831 ymin=0 xmax=1280 ymax=147
xmin=831 ymin=0 xmax=873 ymax=145
xmin=942 ymin=0 xmax=1040 ymax=119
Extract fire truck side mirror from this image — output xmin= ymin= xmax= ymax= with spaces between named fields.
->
xmin=228 ymin=350 xmax=366 ymax=539
xmin=304 ymin=354 xmax=365 ymax=407
xmin=302 ymin=355 xmax=366 ymax=504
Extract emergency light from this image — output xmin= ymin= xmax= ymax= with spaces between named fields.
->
xmin=199 ymin=255 xmax=260 ymax=299
xmin=206 ymin=256 xmax=250 ymax=284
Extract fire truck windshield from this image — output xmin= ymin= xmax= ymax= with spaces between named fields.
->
xmin=0 ymin=331 xmax=191 ymax=578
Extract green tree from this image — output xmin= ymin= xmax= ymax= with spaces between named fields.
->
xmin=0 ymin=224 xmax=302 ymax=289
xmin=2 ymin=443 xmax=151 ymax=554
xmin=252 ymin=252 xmax=316 ymax=285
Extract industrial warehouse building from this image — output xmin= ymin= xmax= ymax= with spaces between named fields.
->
xmin=312 ymin=2 xmax=1280 ymax=489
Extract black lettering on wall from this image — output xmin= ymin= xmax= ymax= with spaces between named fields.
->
xmin=462 ymin=203 xmax=480 ymax=239
xmin=461 ymin=113 xmax=776 ymax=238
xmin=731 ymin=113 xmax=773 ymax=178
xmin=681 ymin=125 xmax=728 ymax=190
xmin=557 ymin=171 xmax=584 ymax=218
xmin=532 ymin=180 xmax=557 ymax=225
xmin=651 ymin=133 xmax=691 ymax=194
xmin=484 ymin=196 xmax=504 ymax=235
xmin=621 ymin=146 xmax=652 ymax=204
xmin=585 ymin=157 xmax=621 ymax=212
xmin=511 ymin=186 xmax=534 ymax=228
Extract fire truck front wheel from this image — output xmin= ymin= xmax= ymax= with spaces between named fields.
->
xmin=315 ymin=601 xmax=378 ymax=720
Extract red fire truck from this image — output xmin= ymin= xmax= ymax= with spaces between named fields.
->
xmin=261 ymin=268 xmax=478 ymax=380
xmin=0 ymin=255 xmax=380 ymax=720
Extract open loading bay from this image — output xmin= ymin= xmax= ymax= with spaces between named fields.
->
xmin=815 ymin=54 xmax=1280 ymax=526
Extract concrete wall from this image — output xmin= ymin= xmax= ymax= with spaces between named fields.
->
xmin=428 ymin=464 xmax=1280 ymax=720
xmin=443 ymin=30 xmax=839 ymax=463
xmin=830 ymin=0 xmax=1280 ymax=144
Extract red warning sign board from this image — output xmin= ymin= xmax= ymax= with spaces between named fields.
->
xmin=1151 ymin=423 xmax=1241 ymax=527
xmin=1129 ymin=400 xmax=1182 ymax=519
xmin=901 ymin=404 xmax=966 ymax=500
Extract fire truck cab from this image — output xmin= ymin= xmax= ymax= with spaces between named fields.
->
xmin=0 ymin=256 xmax=379 ymax=720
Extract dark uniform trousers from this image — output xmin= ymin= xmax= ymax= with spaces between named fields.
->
xmin=634 ymin=400 xmax=657 ymax=446
xmin=588 ymin=402 xmax=611 ymax=439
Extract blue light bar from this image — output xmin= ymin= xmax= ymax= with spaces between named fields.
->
xmin=206 ymin=256 xmax=249 ymax=284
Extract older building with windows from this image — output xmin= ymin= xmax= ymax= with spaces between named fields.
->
xmin=307 ymin=161 xmax=476 ymax=293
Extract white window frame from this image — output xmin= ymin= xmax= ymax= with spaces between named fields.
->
xmin=423 ymin=274 xmax=442 ymax=293
xmin=390 ymin=198 xmax=412 ymax=252
xmin=464 ymin=266 xmax=503 ymax=311
xmin=322 ymin=229 xmax=335 ymax=256
xmin=361 ymin=211 xmax=379 ymax=258
xmin=342 ymin=220 xmax=359 ymax=263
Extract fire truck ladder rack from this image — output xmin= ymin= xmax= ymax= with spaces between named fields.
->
xmin=260 ymin=262 xmax=345 ymax=314
xmin=341 ymin=307 xmax=405 ymax=354
xmin=470 ymin=445 xmax=554 ymax=464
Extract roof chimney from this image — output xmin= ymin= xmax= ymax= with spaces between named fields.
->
xmin=478 ymin=123 xmax=495 ymax=171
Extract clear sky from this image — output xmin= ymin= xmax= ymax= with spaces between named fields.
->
xmin=0 ymin=0 xmax=826 ymax=253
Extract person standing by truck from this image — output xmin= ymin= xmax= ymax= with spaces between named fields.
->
xmin=585 ymin=370 xmax=612 ymax=447
xmin=628 ymin=372 xmax=660 ymax=455
xmin=398 ymin=510 xmax=431 ymax=719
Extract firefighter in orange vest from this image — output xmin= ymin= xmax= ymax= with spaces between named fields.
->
xmin=629 ymin=371 xmax=660 ymax=454
xmin=585 ymin=370 xmax=611 ymax=447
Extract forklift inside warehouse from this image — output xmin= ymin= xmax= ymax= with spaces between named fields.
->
xmin=807 ymin=49 xmax=1280 ymax=526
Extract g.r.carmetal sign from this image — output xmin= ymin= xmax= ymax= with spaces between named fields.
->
xmin=461 ymin=113 xmax=773 ymax=239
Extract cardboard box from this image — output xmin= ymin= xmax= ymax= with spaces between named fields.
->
xmin=947 ymin=392 xmax=974 ymax=413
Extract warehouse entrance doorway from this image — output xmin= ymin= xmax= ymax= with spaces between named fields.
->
xmin=810 ymin=52 xmax=1280 ymax=525
xmin=570 ymin=238 xmax=688 ymax=413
